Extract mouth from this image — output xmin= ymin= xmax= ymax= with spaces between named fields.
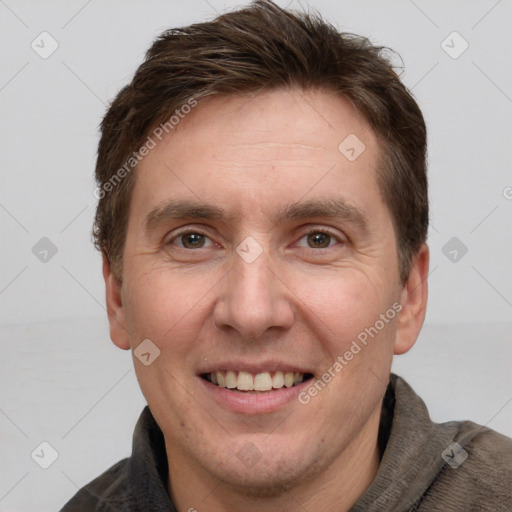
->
xmin=200 ymin=370 xmax=314 ymax=393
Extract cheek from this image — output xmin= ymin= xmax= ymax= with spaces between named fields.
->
xmin=123 ymin=269 xmax=208 ymax=412
xmin=123 ymin=267 xmax=208 ymax=346
xmin=296 ymin=270 xmax=389 ymax=339
xmin=293 ymin=269 xmax=399 ymax=382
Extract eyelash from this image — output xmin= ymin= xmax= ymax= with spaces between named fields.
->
xmin=166 ymin=227 xmax=344 ymax=251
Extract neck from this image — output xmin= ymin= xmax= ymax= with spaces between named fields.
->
xmin=166 ymin=407 xmax=382 ymax=512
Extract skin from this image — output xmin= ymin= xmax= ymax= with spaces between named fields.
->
xmin=103 ymin=88 xmax=429 ymax=512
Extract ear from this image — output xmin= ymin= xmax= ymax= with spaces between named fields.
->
xmin=394 ymin=243 xmax=429 ymax=355
xmin=102 ymin=252 xmax=131 ymax=350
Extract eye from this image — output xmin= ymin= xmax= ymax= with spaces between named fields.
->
xmin=296 ymin=229 xmax=343 ymax=249
xmin=165 ymin=227 xmax=344 ymax=252
xmin=167 ymin=230 xmax=215 ymax=249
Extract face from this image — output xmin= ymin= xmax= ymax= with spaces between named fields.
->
xmin=105 ymin=88 xmax=428 ymax=498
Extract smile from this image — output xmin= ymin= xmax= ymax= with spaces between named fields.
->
xmin=201 ymin=370 xmax=314 ymax=392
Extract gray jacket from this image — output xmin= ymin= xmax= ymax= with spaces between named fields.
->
xmin=60 ymin=374 xmax=512 ymax=511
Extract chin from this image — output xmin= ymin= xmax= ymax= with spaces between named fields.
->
xmin=204 ymin=445 xmax=321 ymax=499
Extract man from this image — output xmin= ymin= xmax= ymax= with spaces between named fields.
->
xmin=61 ymin=1 xmax=512 ymax=510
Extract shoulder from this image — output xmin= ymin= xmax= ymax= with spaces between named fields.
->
xmin=420 ymin=420 xmax=512 ymax=511
xmin=457 ymin=422 xmax=512 ymax=492
xmin=464 ymin=421 xmax=512 ymax=465
xmin=59 ymin=458 xmax=130 ymax=511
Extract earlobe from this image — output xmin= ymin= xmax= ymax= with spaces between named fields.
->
xmin=102 ymin=252 xmax=131 ymax=350
xmin=394 ymin=244 xmax=429 ymax=355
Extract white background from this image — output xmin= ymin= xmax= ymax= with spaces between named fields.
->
xmin=1 ymin=0 xmax=511 ymax=510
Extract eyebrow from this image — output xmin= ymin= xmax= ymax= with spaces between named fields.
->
xmin=143 ymin=197 xmax=369 ymax=234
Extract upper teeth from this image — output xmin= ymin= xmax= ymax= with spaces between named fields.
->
xmin=210 ymin=371 xmax=304 ymax=391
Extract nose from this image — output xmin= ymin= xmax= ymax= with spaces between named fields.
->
xmin=212 ymin=243 xmax=295 ymax=341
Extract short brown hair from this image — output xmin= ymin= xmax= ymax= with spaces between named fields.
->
xmin=93 ymin=0 xmax=428 ymax=284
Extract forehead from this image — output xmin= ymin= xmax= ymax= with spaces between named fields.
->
xmin=130 ymin=88 xmax=385 ymax=230
xmin=158 ymin=88 xmax=376 ymax=159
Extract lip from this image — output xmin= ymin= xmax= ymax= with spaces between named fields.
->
xmin=196 ymin=360 xmax=311 ymax=375
xmin=199 ymin=374 xmax=312 ymax=414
